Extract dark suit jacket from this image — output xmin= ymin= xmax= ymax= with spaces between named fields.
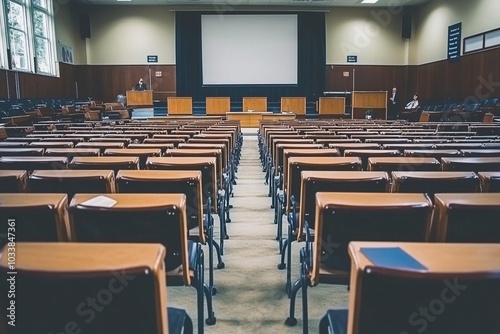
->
xmin=134 ymin=83 xmax=147 ymax=91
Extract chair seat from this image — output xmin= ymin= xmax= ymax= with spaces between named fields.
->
xmin=318 ymin=267 xmax=350 ymax=285
xmin=320 ymin=309 xmax=348 ymax=334
xmin=167 ymin=307 xmax=193 ymax=334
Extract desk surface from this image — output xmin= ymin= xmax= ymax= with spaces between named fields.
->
xmin=0 ymin=242 xmax=166 ymax=272
xmin=349 ymin=241 xmax=500 ymax=273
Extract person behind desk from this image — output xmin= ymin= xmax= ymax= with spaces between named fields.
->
xmin=405 ymin=94 xmax=419 ymax=109
xmin=133 ymin=78 xmax=147 ymax=91
xmin=388 ymin=87 xmax=398 ymax=119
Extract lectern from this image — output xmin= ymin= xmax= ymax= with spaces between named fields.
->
xmin=126 ymin=90 xmax=153 ymax=107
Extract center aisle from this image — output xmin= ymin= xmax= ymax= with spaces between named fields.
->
xmin=168 ymin=133 xmax=348 ymax=334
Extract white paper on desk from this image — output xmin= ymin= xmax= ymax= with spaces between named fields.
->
xmin=81 ymin=195 xmax=117 ymax=208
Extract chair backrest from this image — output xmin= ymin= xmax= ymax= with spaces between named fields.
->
xmin=0 ymin=156 xmax=68 ymax=173
xmin=44 ymin=148 xmax=101 ymax=158
xmin=286 ymin=157 xmax=362 ymax=211
xmin=441 ymin=157 xmax=500 ymax=172
xmin=116 ymin=170 xmax=204 ymax=242
xmin=419 ymin=111 xmax=430 ymax=122
xmin=29 ymin=170 xmax=116 ymax=200
xmin=353 ymin=264 xmax=500 ymax=334
xmin=0 ymin=193 xmax=70 ymax=247
xmin=0 ymin=243 xmax=168 ymax=334
xmin=0 ymin=170 xmax=28 ymax=192
xmin=461 ymin=149 xmax=500 ymax=157
xmin=0 ymin=148 xmax=44 ymax=156
xmin=431 ymin=193 xmax=500 ymax=242
xmin=165 ymin=148 xmax=223 ymax=188
xmin=403 ymin=149 xmax=461 ymax=160
xmin=478 ymin=172 xmax=500 ymax=192
xmin=344 ymin=150 xmax=401 ymax=170
xmin=298 ymin=171 xmax=389 ymax=241
xmin=312 ymin=192 xmax=432 ymax=283
xmin=104 ymin=148 xmax=162 ymax=168
xmin=368 ymin=157 xmax=441 ymax=172
xmin=69 ymin=193 xmax=189 ymax=279
xmin=69 ymin=156 xmax=139 ymax=173
xmin=145 ymin=156 xmax=217 ymax=212
xmin=391 ymin=171 xmax=480 ymax=200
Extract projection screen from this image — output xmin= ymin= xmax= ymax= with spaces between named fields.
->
xmin=201 ymin=14 xmax=298 ymax=85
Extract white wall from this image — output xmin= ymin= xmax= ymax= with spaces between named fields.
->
xmin=410 ymin=0 xmax=500 ymax=65
xmin=86 ymin=6 xmax=175 ymax=65
xmin=326 ymin=7 xmax=408 ymax=65
xmin=54 ymin=0 xmax=500 ymax=67
xmin=53 ymin=2 xmax=87 ymax=65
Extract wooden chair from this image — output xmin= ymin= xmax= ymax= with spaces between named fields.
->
xmin=0 ymin=170 xmax=28 ymax=192
xmin=430 ymin=193 xmax=500 ymax=242
xmin=282 ymin=171 xmax=389 ymax=297
xmin=69 ymin=193 xmax=215 ymax=332
xmin=29 ymin=170 xmax=116 ymax=200
xmin=286 ymin=193 xmax=433 ymax=332
xmin=441 ymin=157 xmax=500 ymax=172
xmin=44 ymin=148 xmax=101 ymax=158
xmin=0 ymin=193 xmax=70 ymax=248
xmin=478 ymin=172 xmax=500 ymax=192
xmin=461 ymin=149 xmax=500 ymax=157
xmin=344 ymin=150 xmax=400 ymax=170
xmin=0 ymin=156 xmax=68 ymax=173
xmin=391 ymin=171 xmax=480 ymax=201
xmin=277 ymin=157 xmax=362 ymax=286
xmin=320 ymin=242 xmax=500 ymax=334
xmin=116 ymin=169 xmax=222 ymax=295
xmin=403 ymin=149 xmax=461 ymax=160
xmin=368 ymin=157 xmax=441 ymax=173
xmin=128 ymin=142 xmax=175 ymax=154
xmin=145 ymin=156 xmax=227 ymax=252
xmin=104 ymin=148 xmax=162 ymax=168
xmin=29 ymin=141 xmax=74 ymax=148
xmin=0 ymin=148 xmax=44 ymax=156
xmin=69 ymin=156 xmax=139 ymax=173
xmin=75 ymin=142 xmax=125 ymax=154
xmin=0 ymin=242 xmax=193 ymax=334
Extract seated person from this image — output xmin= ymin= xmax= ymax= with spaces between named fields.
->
xmin=133 ymin=78 xmax=147 ymax=91
xmin=405 ymin=94 xmax=419 ymax=109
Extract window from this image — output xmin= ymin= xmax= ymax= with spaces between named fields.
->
xmin=463 ymin=27 xmax=500 ymax=55
xmin=0 ymin=4 xmax=7 ymax=69
xmin=4 ymin=0 xmax=56 ymax=75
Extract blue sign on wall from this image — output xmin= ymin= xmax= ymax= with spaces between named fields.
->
xmin=448 ymin=23 xmax=462 ymax=61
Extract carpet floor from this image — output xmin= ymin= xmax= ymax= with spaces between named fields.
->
xmin=167 ymin=134 xmax=349 ymax=333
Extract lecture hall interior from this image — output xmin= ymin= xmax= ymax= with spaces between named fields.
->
xmin=1 ymin=0 xmax=500 ymax=333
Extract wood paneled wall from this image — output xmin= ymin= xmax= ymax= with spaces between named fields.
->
xmin=414 ymin=47 xmax=500 ymax=104
xmin=326 ymin=65 xmax=410 ymax=107
xmin=0 ymin=64 xmax=175 ymax=103
xmin=76 ymin=65 xmax=176 ymax=102
xmin=2 ymin=47 xmax=499 ymax=106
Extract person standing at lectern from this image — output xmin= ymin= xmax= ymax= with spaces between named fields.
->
xmin=388 ymin=87 xmax=398 ymax=119
xmin=133 ymin=78 xmax=147 ymax=91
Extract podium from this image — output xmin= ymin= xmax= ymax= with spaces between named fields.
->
xmin=351 ymin=91 xmax=387 ymax=119
xmin=126 ymin=90 xmax=153 ymax=107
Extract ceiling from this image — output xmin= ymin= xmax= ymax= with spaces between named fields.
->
xmin=72 ymin=0 xmax=431 ymax=8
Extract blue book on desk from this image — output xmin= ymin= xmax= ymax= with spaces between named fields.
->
xmin=360 ymin=247 xmax=428 ymax=271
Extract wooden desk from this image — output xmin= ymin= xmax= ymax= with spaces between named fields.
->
xmin=167 ymin=97 xmax=193 ymax=115
xmin=242 ymin=97 xmax=267 ymax=112
xmin=347 ymin=241 xmax=500 ymax=334
xmin=0 ymin=242 xmax=167 ymax=332
xmin=126 ymin=90 xmax=153 ymax=107
xmin=226 ymin=112 xmax=296 ymax=128
xmin=206 ymin=97 xmax=230 ymax=115
xmin=281 ymin=97 xmax=306 ymax=114
xmin=318 ymin=97 xmax=345 ymax=116
xmin=352 ymin=91 xmax=387 ymax=120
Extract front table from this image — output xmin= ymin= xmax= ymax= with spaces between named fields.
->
xmin=226 ymin=112 xmax=296 ymax=127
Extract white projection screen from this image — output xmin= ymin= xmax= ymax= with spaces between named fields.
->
xmin=201 ymin=14 xmax=298 ymax=85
